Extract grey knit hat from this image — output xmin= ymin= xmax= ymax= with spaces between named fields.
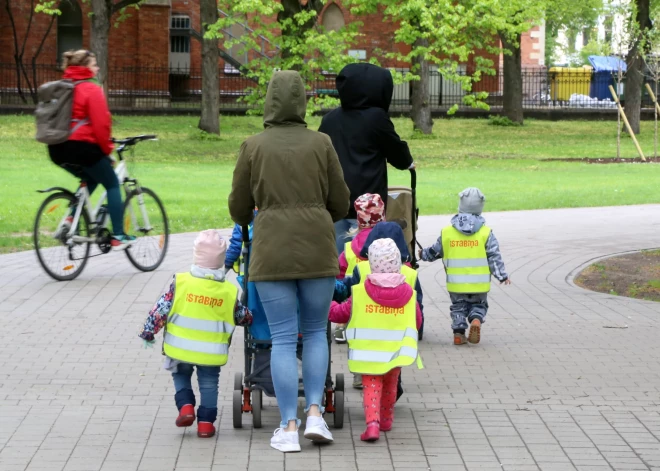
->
xmin=458 ymin=187 xmax=486 ymax=215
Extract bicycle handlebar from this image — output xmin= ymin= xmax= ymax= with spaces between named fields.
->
xmin=111 ymin=135 xmax=157 ymax=146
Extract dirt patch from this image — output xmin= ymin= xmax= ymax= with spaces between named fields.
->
xmin=544 ymin=157 xmax=660 ymax=164
xmin=575 ymin=249 xmax=660 ymax=302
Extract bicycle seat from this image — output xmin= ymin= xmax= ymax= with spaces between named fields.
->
xmin=111 ymin=135 xmax=157 ymax=146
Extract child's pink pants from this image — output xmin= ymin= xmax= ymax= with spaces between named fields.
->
xmin=362 ymin=368 xmax=401 ymax=424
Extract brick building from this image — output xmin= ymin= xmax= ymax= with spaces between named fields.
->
xmin=0 ymin=0 xmax=545 ymax=108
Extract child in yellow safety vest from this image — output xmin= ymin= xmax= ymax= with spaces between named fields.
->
xmin=139 ymin=230 xmax=252 ymax=439
xmin=334 ymin=193 xmax=385 ymax=345
xmin=330 ymin=238 xmax=422 ymax=442
xmin=418 ymin=188 xmax=511 ymax=346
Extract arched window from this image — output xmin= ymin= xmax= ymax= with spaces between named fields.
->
xmin=57 ymin=0 xmax=83 ymax=62
xmin=322 ymin=3 xmax=345 ymax=32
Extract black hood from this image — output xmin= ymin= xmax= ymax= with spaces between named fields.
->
xmin=360 ymin=222 xmax=411 ymax=262
xmin=336 ymin=63 xmax=393 ymax=111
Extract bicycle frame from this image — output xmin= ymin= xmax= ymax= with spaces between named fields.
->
xmin=65 ymin=158 xmax=153 ymax=244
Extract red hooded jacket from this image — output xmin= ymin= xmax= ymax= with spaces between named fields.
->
xmin=63 ymin=66 xmax=114 ymax=155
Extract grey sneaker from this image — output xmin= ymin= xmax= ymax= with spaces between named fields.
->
xmin=334 ymin=325 xmax=347 ymax=344
xmin=352 ymin=374 xmax=363 ymax=389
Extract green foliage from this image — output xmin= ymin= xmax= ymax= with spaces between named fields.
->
xmin=36 ymin=0 xmax=142 ymax=28
xmin=207 ymin=0 xmax=362 ymax=113
xmin=345 ymin=0 xmax=510 ymax=111
xmin=488 ymin=115 xmax=521 ymax=126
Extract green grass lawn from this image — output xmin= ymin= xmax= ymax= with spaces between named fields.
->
xmin=2 ymin=114 xmax=660 ymax=253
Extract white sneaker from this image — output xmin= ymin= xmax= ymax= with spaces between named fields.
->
xmin=304 ymin=415 xmax=334 ymax=443
xmin=270 ymin=428 xmax=301 ymax=453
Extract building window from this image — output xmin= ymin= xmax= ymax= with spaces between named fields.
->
xmin=224 ymin=22 xmax=249 ymax=74
xmin=322 ymin=3 xmax=345 ymax=32
xmin=170 ymin=15 xmax=191 ymax=72
xmin=57 ymin=0 xmax=83 ymax=63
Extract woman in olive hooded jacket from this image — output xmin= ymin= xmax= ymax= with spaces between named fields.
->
xmin=229 ymin=70 xmax=350 ymax=452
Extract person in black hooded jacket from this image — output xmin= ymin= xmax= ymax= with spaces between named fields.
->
xmin=319 ymin=63 xmax=415 ymax=254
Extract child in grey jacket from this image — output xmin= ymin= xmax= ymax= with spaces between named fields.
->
xmin=418 ymin=188 xmax=510 ymax=345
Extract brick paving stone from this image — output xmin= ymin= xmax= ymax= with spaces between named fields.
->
xmin=2 ymin=206 xmax=660 ymax=470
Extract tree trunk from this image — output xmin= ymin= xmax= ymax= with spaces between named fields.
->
xmin=625 ymin=0 xmax=652 ymax=135
xmin=198 ymin=0 xmax=220 ymax=134
xmin=500 ymin=33 xmax=524 ymax=125
xmin=410 ymin=38 xmax=432 ymax=134
xmin=90 ymin=0 xmax=111 ymax=88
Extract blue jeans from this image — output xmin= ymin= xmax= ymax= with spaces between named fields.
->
xmin=172 ymin=363 xmax=221 ymax=423
xmin=255 ymin=277 xmax=335 ymax=428
xmin=334 ymin=218 xmax=358 ymax=254
xmin=61 ymin=157 xmax=124 ymax=236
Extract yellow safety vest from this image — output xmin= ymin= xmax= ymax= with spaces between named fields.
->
xmin=347 ymin=285 xmax=422 ymax=375
xmin=163 ymin=272 xmax=238 ymax=366
xmin=357 ymin=260 xmax=417 ymax=289
xmin=441 ymin=225 xmax=492 ymax=293
xmin=344 ymin=241 xmax=359 ymax=278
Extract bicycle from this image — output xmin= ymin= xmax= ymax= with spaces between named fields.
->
xmin=33 ymin=135 xmax=170 ymax=281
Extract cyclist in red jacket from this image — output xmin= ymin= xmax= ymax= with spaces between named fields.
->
xmin=47 ymin=49 xmax=134 ymax=250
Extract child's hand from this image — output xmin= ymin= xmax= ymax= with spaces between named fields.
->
xmin=142 ymin=339 xmax=155 ymax=349
xmin=501 ymin=278 xmax=512 ymax=286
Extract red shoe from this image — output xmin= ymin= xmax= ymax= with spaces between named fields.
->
xmin=197 ymin=421 xmax=215 ymax=438
xmin=175 ymin=404 xmax=195 ymax=427
xmin=380 ymin=418 xmax=393 ymax=432
xmin=360 ymin=421 xmax=380 ymax=442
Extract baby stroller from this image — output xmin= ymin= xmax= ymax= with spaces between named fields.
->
xmin=232 ymin=226 xmax=345 ymax=429
xmin=387 ymin=168 xmax=424 ymax=339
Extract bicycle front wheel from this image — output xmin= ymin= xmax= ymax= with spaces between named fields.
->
xmin=34 ymin=192 xmax=91 ymax=281
xmin=123 ymin=186 xmax=169 ymax=272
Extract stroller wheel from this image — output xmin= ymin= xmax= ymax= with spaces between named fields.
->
xmin=335 ymin=373 xmax=344 ymax=392
xmin=333 ymin=391 xmax=344 ymax=429
xmin=252 ymin=389 xmax=262 ymax=429
xmin=232 ymin=390 xmax=243 ymax=428
xmin=234 ymin=372 xmax=243 ymax=391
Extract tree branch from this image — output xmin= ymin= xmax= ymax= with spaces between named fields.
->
xmin=19 ymin=0 xmax=35 ymax=58
xmin=111 ymin=0 xmax=141 ymax=14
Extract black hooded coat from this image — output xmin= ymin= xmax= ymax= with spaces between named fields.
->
xmin=319 ymin=63 xmax=413 ymax=219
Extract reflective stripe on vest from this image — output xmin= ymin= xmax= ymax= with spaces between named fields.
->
xmin=348 ymin=345 xmax=418 ymax=363
xmin=347 ymin=284 xmax=421 ymax=375
xmin=344 ymin=241 xmax=359 ymax=277
xmin=163 ymin=272 xmax=238 ymax=366
xmin=441 ymin=225 xmax=491 ymax=293
xmin=164 ymin=332 xmax=230 ymax=356
xmin=169 ymin=313 xmax=235 ymax=334
xmin=357 ymin=260 xmax=417 ymax=288
xmin=346 ymin=327 xmax=418 ymax=342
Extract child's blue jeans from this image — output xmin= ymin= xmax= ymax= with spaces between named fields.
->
xmin=172 ymin=363 xmax=220 ymax=423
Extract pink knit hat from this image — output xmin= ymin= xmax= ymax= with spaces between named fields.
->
xmin=355 ymin=193 xmax=385 ymax=229
xmin=193 ymin=230 xmax=227 ymax=270
xmin=368 ymin=238 xmax=402 ymax=274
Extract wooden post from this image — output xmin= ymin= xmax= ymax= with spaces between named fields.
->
xmin=645 ymin=82 xmax=660 ymax=116
xmin=609 ymin=85 xmax=646 ymax=161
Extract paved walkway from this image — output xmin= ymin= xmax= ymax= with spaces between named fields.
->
xmin=1 ymin=205 xmax=660 ymax=471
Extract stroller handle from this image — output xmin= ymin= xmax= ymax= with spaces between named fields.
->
xmin=242 ymin=225 xmax=250 ymax=245
xmin=410 ymin=167 xmax=416 ymax=190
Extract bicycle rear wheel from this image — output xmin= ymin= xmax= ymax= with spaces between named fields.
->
xmin=34 ymin=192 xmax=91 ymax=281
xmin=123 ymin=186 xmax=169 ymax=272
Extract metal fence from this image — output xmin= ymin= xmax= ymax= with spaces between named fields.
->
xmin=1 ymin=63 xmax=658 ymax=112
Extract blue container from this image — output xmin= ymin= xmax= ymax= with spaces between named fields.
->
xmin=588 ymin=56 xmax=627 ymax=100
